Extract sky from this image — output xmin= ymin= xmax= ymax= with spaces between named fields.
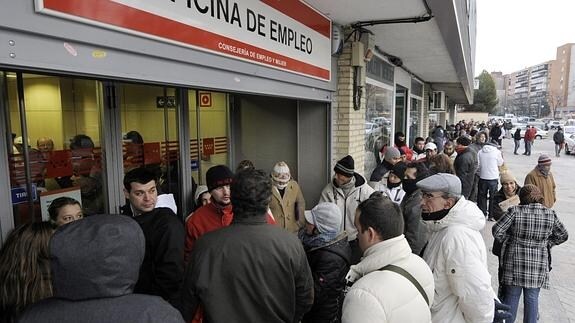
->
xmin=475 ymin=0 xmax=575 ymax=76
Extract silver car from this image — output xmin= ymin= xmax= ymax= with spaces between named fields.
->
xmin=564 ymin=133 xmax=575 ymax=155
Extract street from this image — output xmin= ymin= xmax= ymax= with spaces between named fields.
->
xmin=483 ymin=132 xmax=575 ymax=322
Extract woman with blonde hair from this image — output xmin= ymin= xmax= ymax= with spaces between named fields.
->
xmin=0 ymin=222 xmax=55 ymax=322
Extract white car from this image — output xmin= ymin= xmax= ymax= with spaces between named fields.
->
xmin=511 ymin=126 xmax=548 ymax=139
xmin=365 ymin=122 xmax=381 ymax=135
xmin=564 ymin=133 xmax=575 ymax=155
xmin=548 ymin=120 xmax=565 ymax=129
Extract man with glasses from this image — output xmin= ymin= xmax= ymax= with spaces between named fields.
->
xmin=416 ymin=173 xmax=505 ymax=323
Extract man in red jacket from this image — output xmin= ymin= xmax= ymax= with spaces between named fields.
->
xmin=185 ymin=165 xmax=275 ymax=259
xmin=523 ymin=126 xmax=537 ymax=156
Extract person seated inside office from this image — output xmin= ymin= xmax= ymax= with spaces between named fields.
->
xmin=123 ymin=130 xmax=145 ymax=171
xmin=48 ymin=196 xmax=83 ymax=227
xmin=56 ymin=134 xmax=104 ymax=216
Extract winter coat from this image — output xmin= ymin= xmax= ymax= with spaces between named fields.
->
xmin=524 ymin=127 xmax=537 ymax=141
xmin=380 ymin=185 xmax=406 ymax=205
xmin=524 ymin=168 xmax=556 ymax=208
xmin=491 ymin=183 xmax=521 ymax=221
xmin=493 ymin=203 xmax=568 ymax=289
xmin=269 ymin=180 xmax=306 ymax=233
xmin=180 ymin=214 xmax=314 ymax=323
xmin=369 ymin=160 xmax=394 ymax=185
xmin=423 ymin=197 xmax=495 ymax=323
xmin=342 ymin=235 xmax=434 ymax=323
xmin=121 ymin=207 xmax=186 ymax=306
xmin=454 ymin=147 xmax=478 ymax=199
xmin=553 ymin=131 xmax=565 ymax=144
xmin=19 ymin=215 xmax=184 ymax=323
xmin=302 ymin=234 xmax=351 ymax=323
xmin=400 ymin=190 xmax=428 ymax=255
xmin=477 ymin=144 xmax=504 ymax=180
xmin=320 ymin=173 xmax=375 ymax=240
xmin=513 ymin=129 xmax=522 ymax=140
xmin=490 ymin=126 xmax=502 ymax=142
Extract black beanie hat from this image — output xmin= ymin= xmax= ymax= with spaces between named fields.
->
xmin=334 ymin=155 xmax=355 ymax=177
xmin=390 ymin=162 xmax=407 ymax=181
xmin=206 ymin=165 xmax=234 ymax=191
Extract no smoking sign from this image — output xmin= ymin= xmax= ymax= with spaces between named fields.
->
xmin=199 ymin=92 xmax=212 ymax=107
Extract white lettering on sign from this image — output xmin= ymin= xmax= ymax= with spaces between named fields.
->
xmin=36 ymin=0 xmax=331 ymax=80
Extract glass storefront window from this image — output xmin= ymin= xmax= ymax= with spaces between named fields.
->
xmin=364 ymin=82 xmax=393 ymax=177
xmin=410 ymin=98 xmax=422 ymax=146
xmin=5 ymin=73 xmax=107 ymax=225
xmin=118 ymin=83 xmax=181 ymax=213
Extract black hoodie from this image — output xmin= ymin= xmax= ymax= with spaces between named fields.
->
xmin=19 ymin=215 xmax=184 ymax=323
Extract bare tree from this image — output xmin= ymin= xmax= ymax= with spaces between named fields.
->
xmin=547 ymin=91 xmax=563 ymax=119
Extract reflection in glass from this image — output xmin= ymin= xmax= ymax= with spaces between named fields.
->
xmin=364 ymin=83 xmax=393 ymax=176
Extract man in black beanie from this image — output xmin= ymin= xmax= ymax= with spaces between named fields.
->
xmin=319 ymin=155 xmax=374 ymax=264
xmin=185 ymin=165 xmax=276 ymax=260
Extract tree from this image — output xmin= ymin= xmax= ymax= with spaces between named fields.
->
xmin=463 ymin=70 xmax=498 ymax=114
xmin=547 ymin=91 xmax=563 ymax=119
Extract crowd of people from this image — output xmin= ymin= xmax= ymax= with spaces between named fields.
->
xmin=0 ymin=119 xmax=569 ymax=323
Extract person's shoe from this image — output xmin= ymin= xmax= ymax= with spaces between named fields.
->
xmin=514 ymin=152 xmax=519 ymax=155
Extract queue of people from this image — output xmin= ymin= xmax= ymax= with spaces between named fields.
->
xmin=0 ymin=122 xmax=570 ymax=323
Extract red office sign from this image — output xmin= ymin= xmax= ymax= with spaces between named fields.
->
xmin=35 ymin=0 xmax=331 ymax=81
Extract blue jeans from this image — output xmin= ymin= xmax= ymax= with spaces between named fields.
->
xmin=503 ymin=285 xmax=540 ymax=323
xmin=478 ymin=178 xmax=498 ymax=217
xmin=514 ymin=139 xmax=521 ymax=154
xmin=524 ymin=140 xmax=532 ymax=155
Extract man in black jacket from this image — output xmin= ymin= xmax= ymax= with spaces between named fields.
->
xmin=299 ymin=202 xmax=351 ymax=323
xmin=121 ymin=167 xmax=185 ymax=307
xmin=180 ymin=169 xmax=314 ymax=323
xmin=553 ymin=127 xmax=565 ymax=157
xmin=453 ymin=135 xmax=478 ymax=200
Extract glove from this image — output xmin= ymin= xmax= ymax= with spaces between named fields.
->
xmin=493 ymin=299 xmax=512 ymax=323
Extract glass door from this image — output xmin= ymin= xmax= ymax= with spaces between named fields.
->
xmin=117 ymin=83 xmax=182 ymax=215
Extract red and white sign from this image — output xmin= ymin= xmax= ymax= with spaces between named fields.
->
xmin=199 ymin=92 xmax=212 ymax=107
xmin=35 ymin=0 xmax=331 ymax=81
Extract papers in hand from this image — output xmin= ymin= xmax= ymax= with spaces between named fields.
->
xmin=498 ymin=195 xmax=520 ymax=212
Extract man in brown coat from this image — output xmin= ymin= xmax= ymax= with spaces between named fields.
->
xmin=524 ymin=154 xmax=556 ymax=208
xmin=269 ymin=161 xmax=306 ymax=233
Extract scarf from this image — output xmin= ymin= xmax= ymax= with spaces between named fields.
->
xmin=422 ymin=208 xmax=450 ymax=221
xmin=338 ymin=175 xmax=356 ymax=197
xmin=403 ymin=178 xmax=418 ymax=195
xmin=298 ymin=229 xmax=339 ymax=250
xmin=387 ymin=179 xmax=401 ymax=189
xmin=537 ymin=165 xmax=550 ymax=177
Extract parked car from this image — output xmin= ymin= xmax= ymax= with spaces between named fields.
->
xmin=371 ymin=116 xmax=391 ymax=126
xmin=564 ymin=133 xmax=575 ymax=155
xmin=511 ymin=126 xmax=548 ymax=139
xmin=365 ymin=122 xmax=381 ymax=150
xmin=548 ymin=120 xmax=565 ymax=130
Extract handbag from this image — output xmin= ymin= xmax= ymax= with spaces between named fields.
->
xmin=379 ymin=264 xmax=429 ymax=306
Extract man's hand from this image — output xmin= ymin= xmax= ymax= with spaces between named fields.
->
xmin=493 ymin=299 xmax=512 ymax=323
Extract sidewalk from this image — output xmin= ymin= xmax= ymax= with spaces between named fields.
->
xmin=482 ymin=135 xmax=573 ymax=323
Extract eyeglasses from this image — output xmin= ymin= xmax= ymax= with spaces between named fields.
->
xmin=422 ymin=192 xmax=446 ymax=200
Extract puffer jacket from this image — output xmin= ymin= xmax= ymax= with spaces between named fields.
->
xmin=302 ymin=233 xmax=351 ymax=323
xmin=423 ymin=197 xmax=495 ymax=323
xmin=320 ymin=173 xmax=374 ymax=240
xmin=342 ymin=235 xmax=434 ymax=323
xmin=19 ymin=215 xmax=184 ymax=323
xmin=477 ymin=144 xmax=504 ymax=180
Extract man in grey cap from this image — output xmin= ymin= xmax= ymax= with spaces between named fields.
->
xmin=416 ymin=173 xmax=499 ymax=323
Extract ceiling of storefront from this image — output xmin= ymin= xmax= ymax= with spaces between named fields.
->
xmin=306 ymin=0 xmax=472 ymax=103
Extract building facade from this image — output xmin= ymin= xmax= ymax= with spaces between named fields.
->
xmin=503 ymin=63 xmax=550 ymax=118
xmin=1 ymin=0 xmax=476 ymax=240
xmin=549 ymin=43 xmax=575 ymax=117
